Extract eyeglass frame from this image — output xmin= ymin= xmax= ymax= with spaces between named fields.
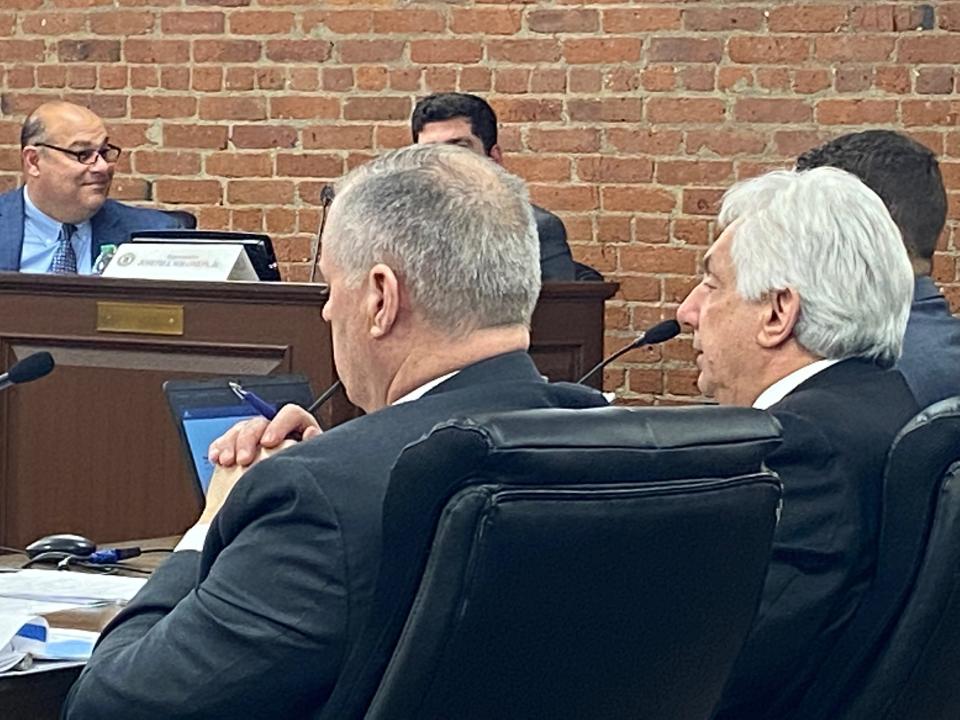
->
xmin=34 ymin=142 xmax=122 ymax=166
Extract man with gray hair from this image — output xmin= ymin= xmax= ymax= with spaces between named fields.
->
xmin=63 ymin=144 xmax=606 ymax=720
xmin=676 ymin=167 xmax=920 ymax=720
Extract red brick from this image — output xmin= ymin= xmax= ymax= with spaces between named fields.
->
xmin=109 ymin=178 xmax=150 ymax=202
xmin=423 ymin=67 xmax=457 ymax=92
xmin=657 ymin=160 xmax=734 ymax=186
xmin=256 ymin=67 xmax=286 ymax=90
xmin=192 ymin=66 xmax=222 ymax=92
xmin=577 ymin=157 xmax=653 ymax=184
xmin=266 ymin=40 xmax=332 ymax=63
xmin=373 ymin=9 xmax=445 ymax=33
xmin=793 ymin=68 xmax=832 ymax=94
xmin=224 ymin=67 xmax=255 ymax=91
xmin=717 ymin=67 xmax=753 ymax=92
xmin=303 ymin=125 xmax=372 ymax=150
xmin=270 ymin=96 xmax=339 ymax=120
xmin=186 ymin=0 xmax=248 ymax=6
xmin=292 ymin=68 xmax=321 ymax=91
xmin=410 ymin=39 xmax=482 ymax=64
xmin=0 ymin=13 xmax=16 ymax=35
xmin=161 ymin=66 xmax=190 ymax=91
xmin=628 ymin=368 xmax=663 ymax=395
xmin=567 ymin=98 xmax=643 ymax=123
xmin=36 ymin=65 xmax=66 ymax=88
xmin=194 ymin=39 xmax=260 ymax=63
xmin=530 ymin=68 xmax=566 ymax=93
xmin=131 ymin=96 xmax=197 ymax=119
xmin=356 ymin=66 xmax=388 ymax=92
xmin=728 ymin=36 xmax=810 ymax=64
xmin=528 ymin=8 xmax=598 ymax=33
xmin=504 ymin=156 xmax=572 ymax=183
xmin=562 ymin=37 xmax=642 ymax=64
xmin=343 ymin=96 xmax=408 ymax=121
xmin=130 ymin=66 xmax=158 ymax=89
xmin=489 ymin=98 xmax=561 ymax=123
xmin=155 ymin=179 xmax=221 ymax=204
xmin=231 ymin=125 xmax=297 ymax=149
xmin=774 ymin=130 xmax=833 ymax=158
xmin=602 ymin=8 xmax=682 ymax=32
xmin=686 ymin=130 xmax=767 ymax=156
xmin=160 ymin=11 xmax=224 ymax=34
xmin=487 ymin=39 xmax=561 ymax=63
xmin=602 ymin=186 xmax=675 ymax=213
xmin=22 ymin=12 xmax=86 ymax=34
xmin=815 ymin=36 xmax=895 ymax=62
xmin=682 ymin=188 xmax=725 ymax=216
xmin=125 ymin=39 xmax=189 ymax=63
xmin=850 ymin=5 xmax=895 ymax=31
xmin=648 ymin=37 xmax=722 ymax=63
xmin=90 ymin=10 xmax=154 ymax=34
xmin=900 ymin=36 xmax=960 ymax=64
xmin=163 ymin=124 xmax=228 ymax=149
xmin=735 ymin=98 xmax=812 ymax=124
xmin=834 ymin=66 xmax=873 ymax=93
xmin=620 ymin=245 xmax=698 ymax=275
xmin=916 ymin=67 xmax=955 ymax=95
xmin=66 ymin=65 xmax=97 ymax=89
xmin=228 ymin=180 xmax=294 ymax=205
xmin=459 ymin=66 xmax=490 ymax=92
xmin=642 ymin=66 xmax=676 ymax=92
xmin=338 ymin=40 xmax=404 ymax=64
xmin=683 ymin=6 xmax=763 ymax=31
xmin=680 ymin=66 xmax=716 ymax=92
xmin=229 ymin=11 xmax=293 ymax=34
xmin=276 ymin=153 xmax=344 ymax=178
xmin=375 ymin=125 xmax=412 ymax=150
xmin=875 ymin=66 xmax=911 ymax=94
xmin=58 ymin=39 xmax=120 ymax=62
xmin=606 ymin=129 xmax=682 ymax=155
xmin=940 ymin=3 xmax=960 ymax=31
xmin=768 ymin=5 xmax=848 ymax=32
xmin=302 ymin=10 xmax=371 ymax=35
xmin=528 ymin=129 xmax=600 ymax=154
xmin=200 ymin=97 xmax=266 ymax=121
xmin=607 ymin=67 xmax=641 ymax=92
xmin=647 ymin=98 xmax=725 ymax=124
xmin=901 ymin=101 xmax=960 ymax=128
xmin=205 ymin=152 xmax=272 ymax=178
xmin=528 ymin=184 xmax=598 ymax=212
xmin=134 ymin=150 xmax=200 ymax=175
xmin=230 ymin=208 xmax=264 ymax=233
xmin=816 ymin=99 xmax=897 ymax=125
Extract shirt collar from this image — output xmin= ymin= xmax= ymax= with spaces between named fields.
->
xmin=392 ymin=371 xmax=459 ymax=405
xmin=23 ymin=186 xmax=92 ymax=240
xmin=752 ymin=358 xmax=841 ymax=410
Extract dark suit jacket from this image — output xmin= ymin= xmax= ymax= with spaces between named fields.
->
xmin=898 ymin=275 xmax=960 ymax=409
xmin=0 ymin=187 xmax=180 ymax=271
xmin=532 ymin=203 xmax=576 ymax=281
xmin=716 ymin=359 xmax=919 ymax=720
xmin=63 ymin=352 xmax=607 ymax=720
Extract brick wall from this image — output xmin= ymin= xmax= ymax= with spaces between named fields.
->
xmin=1 ymin=1 xmax=957 ymax=404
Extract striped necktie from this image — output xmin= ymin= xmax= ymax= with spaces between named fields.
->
xmin=50 ymin=223 xmax=78 ymax=274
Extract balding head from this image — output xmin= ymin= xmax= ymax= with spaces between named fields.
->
xmin=20 ymin=101 xmax=116 ymax=224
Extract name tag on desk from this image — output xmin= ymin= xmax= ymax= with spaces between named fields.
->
xmin=102 ymin=243 xmax=258 ymax=282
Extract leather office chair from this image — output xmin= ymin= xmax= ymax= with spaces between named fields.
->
xmin=318 ymin=405 xmax=784 ymax=720
xmin=161 ymin=209 xmax=197 ymax=229
xmin=792 ymin=396 xmax=960 ymax=720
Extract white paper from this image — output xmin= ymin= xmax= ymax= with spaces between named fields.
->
xmin=103 ymin=243 xmax=258 ymax=281
xmin=0 ymin=569 xmax=146 ymax=605
xmin=0 ymin=613 xmax=47 ymax=673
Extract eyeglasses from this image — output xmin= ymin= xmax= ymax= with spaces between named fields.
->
xmin=35 ymin=142 xmax=122 ymax=165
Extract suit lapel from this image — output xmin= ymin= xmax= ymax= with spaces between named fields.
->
xmin=0 ymin=188 xmax=26 ymax=271
xmin=89 ymin=201 xmax=118 ymax=262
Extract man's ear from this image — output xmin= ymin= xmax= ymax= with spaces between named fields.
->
xmin=757 ymin=287 xmax=801 ymax=349
xmin=365 ymin=263 xmax=400 ymax=340
xmin=488 ymin=144 xmax=504 ymax=166
xmin=22 ymin=148 xmax=41 ymax=178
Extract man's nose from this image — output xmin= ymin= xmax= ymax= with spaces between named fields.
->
xmin=676 ymin=287 xmax=701 ymax=329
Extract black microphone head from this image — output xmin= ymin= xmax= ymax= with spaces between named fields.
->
xmin=643 ymin=319 xmax=681 ymax=345
xmin=9 ymin=351 xmax=55 ymax=384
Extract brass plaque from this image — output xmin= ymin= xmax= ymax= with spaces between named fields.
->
xmin=96 ymin=302 xmax=184 ymax=336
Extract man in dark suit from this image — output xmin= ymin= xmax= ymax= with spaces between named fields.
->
xmin=63 ymin=144 xmax=606 ymax=719
xmin=676 ymin=166 xmax=920 ymax=719
xmin=797 ymin=130 xmax=960 ymax=408
xmin=411 ymin=92 xmax=589 ymax=281
xmin=0 ymin=100 xmax=179 ymax=274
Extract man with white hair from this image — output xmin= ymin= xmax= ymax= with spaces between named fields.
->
xmin=63 ymin=144 xmax=606 ymax=720
xmin=676 ymin=167 xmax=920 ymax=720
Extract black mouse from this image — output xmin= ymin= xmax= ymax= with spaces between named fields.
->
xmin=25 ymin=533 xmax=96 ymax=559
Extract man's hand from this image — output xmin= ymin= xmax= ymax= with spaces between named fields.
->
xmin=200 ymin=441 xmax=298 ymax=523
xmin=208 ymin=405 xmax=322 ymax=467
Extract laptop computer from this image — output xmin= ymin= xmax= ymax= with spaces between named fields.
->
xmin=163 ymin=375 xmax=314 ymax=500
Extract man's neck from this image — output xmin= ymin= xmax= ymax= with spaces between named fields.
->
xmin=382 ymin=325 xmax=530 ymax=408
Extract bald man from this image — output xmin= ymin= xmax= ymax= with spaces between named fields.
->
xmin=0 ymin=101 xmax=180 ymax=274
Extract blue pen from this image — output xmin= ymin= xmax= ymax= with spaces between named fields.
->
xmin=228 ymin=381 xmax=278 ymax=420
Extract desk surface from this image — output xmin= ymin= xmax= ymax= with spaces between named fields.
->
xmin=0 ymin=538 xmax=177 ymax=720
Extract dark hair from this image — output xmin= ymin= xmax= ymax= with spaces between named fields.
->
xmin=20 ymin=112 xmax=45 ymax=148
xmin=796 ymin=130 xmax=946 ymax=262
xmin=410 ymin=93 xmax=498 ymax=155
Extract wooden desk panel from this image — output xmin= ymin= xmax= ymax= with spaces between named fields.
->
xmin=0 ymin=276 xmax=615 ymax=547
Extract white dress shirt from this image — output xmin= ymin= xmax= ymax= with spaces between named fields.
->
xmin=752 ymin=359 xmax=841 ymax=410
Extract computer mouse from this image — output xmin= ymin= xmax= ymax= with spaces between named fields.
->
xmin=25 ymin=533 xmax=96 ymax=559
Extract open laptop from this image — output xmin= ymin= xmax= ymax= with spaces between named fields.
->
xmin=163 ymin=375 xmax=314 ymax=500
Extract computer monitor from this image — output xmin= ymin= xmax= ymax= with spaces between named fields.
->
xmin=125 ymin=230 xmax=281 ymax=281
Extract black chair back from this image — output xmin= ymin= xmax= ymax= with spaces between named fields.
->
xmin=317 ymin=405 xmax=784 ymax=720
xmin=161 ymin=209 xmax=197 ymax=229
xmin=793 ymin=396 xmax=960 ymax=720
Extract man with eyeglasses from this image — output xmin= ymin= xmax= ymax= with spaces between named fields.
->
xmin=0 ymin=100 xmax=181 ymax=274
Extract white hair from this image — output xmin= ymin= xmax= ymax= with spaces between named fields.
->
xmin=719 ymin=166 xmax=914 ymax=367
xmin=324 ymin=143 xmax=541 ymax=334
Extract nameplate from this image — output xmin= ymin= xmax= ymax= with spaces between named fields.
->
xmin=102 ymin=243 xmax=258 ymax=282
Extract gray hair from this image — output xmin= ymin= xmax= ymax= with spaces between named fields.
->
xmin=719 ymin=166 xmax=914 ymax=367
xmin=324 ymin=143 xmax=541 ymax=333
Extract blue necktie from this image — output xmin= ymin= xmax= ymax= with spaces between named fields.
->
xmin=50 ymin=223 xmax=78 ymax=274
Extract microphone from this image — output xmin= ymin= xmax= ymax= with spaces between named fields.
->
xmin=306 ymin=379 xmax=342 ymax=416
xmin=577 ymin=319 xmax=680 ymax=386
xmin=309 ymin=184 xmax=336 ymax=284
xmin=0 ymin=351 xmax=55 ymax=392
